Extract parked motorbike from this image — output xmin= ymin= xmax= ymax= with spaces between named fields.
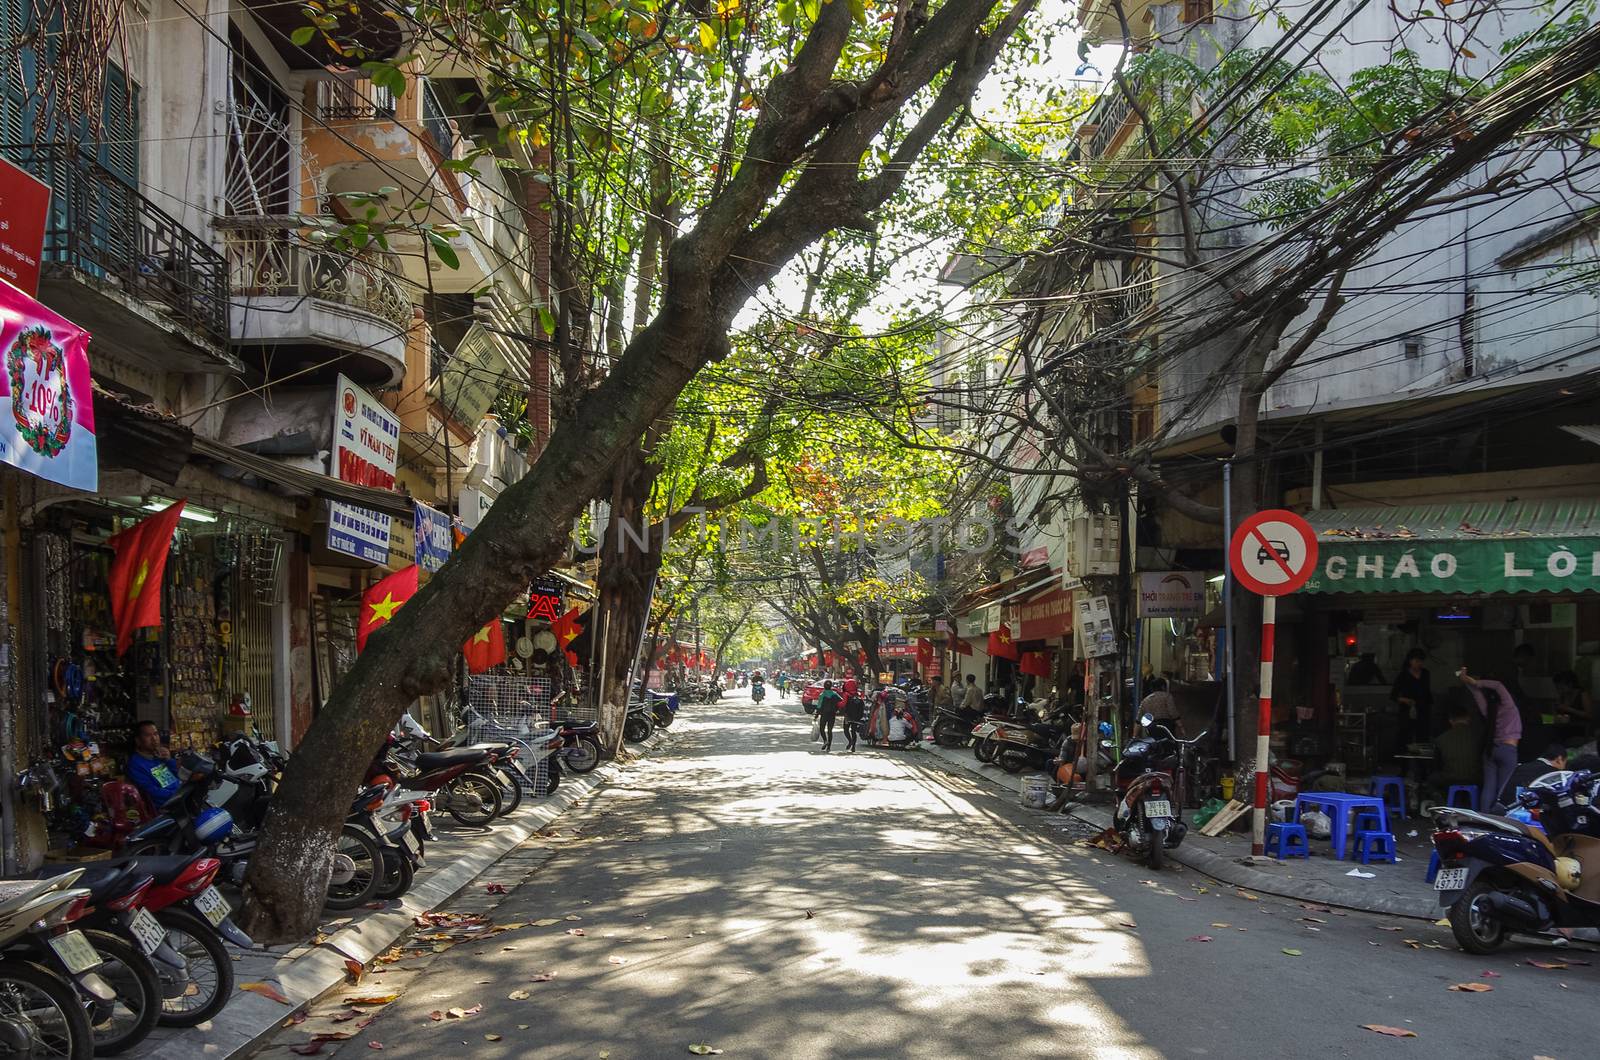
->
xmin=1430 ymin=768 xmax=1600 ymax=954
xmin=371 ymin=740 xmax=504 ymax=826
xmin=932 ymin=703 xmax=985 ymax=748
xmin=115 ymin=853 xmax=247 ymax=1027
xmin=1112 ymin=713 xmax=1209 ymax=869
xmin=990 ymin=698 xmax=1071 ymax=774
xmin=624 ymin=700 xmax=656 ymax=743
xmin=969 ymin=692 xmax=1013 ymax=763
xmin=0 ymin=872 xmax=117 ymax=1060
xmin=647 ymin=690 xmax=678 ymax=728
xmin=553 ymin=717 xmax=604 ymax=774
xmin=1042 ymin=719 xmax=1116 ymax=810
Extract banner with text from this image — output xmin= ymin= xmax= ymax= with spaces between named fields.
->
xmin=0 ymin=281 xmax=95 ymax=491
xmin=1300 ymin=538 xmax=1600 ymax=595
xmin=327 ymin=374 xmax=400 ymax=563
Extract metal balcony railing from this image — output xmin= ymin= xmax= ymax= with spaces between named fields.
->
xmin=315 ymin=78 xmax=397 ymax=121
xmin=217 ymin=221 xmax=413 ymax=334
xmin=420 ymin=81 xmax=456 ymax=158
xmin=1 ymin=143 xmax=229 ymax=343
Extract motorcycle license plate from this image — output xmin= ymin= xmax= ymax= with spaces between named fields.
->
xmin=48 ymin=930 xmax=101 ymax=975
xmin=194 ymin=886 xmax=231 ymax=927
xmin=129 ymin=907 xmax=168 ymax=956
xmin=1143 ymin=799 xmax=1173 ymax=818
xmin=401 ymin=829 xmax=421 ymax=857
xmin=1434 ymin=867 xmax=1469 ymax=891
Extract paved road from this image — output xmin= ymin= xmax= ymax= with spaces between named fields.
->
xmin=262 ymin=690 xmax=1595 ymax=1059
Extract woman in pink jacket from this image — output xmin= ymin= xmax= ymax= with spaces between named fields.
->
xmin=1460 ymin=670 xmax=1521 ymax=811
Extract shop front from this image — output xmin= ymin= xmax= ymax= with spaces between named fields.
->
xmin=1288 ymin=500 xmax=1600 ymax=778
xmin=1014 ymin=582 xmax=1076 ymax=702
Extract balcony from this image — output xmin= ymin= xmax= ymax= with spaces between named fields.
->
xmin=219 ymin=220 xmax=413 ymax=387
xmin=1077 ymin=0 xmax=1157 ymax=46
xmin=1 ymin=143 xmax=237 ymax=374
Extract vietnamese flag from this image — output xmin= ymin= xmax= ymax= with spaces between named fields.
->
xmin=463 ymin=618 xmax=507 ymax=673
xmin=952 ymin=636 xmax=974 ymax=657
xmin=1019 ymin=651 xmax=1052 ymax=677
xmin=988 ymin=623 xmax=1020 ymax=661
xmin=916 ymin=638 xmax=933 ymax=668
xmin=107 ymin=500 xmax=185 ymax=656
xmin=357 ymin=565 xmax=418 ymax=652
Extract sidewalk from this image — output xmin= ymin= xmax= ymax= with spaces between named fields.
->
xmin=132 ymin=730 xmax=670 ymax=1060
xmin=922 ymin=740 xmax=1440 ymax=920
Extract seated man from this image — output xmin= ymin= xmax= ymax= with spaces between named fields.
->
xmin=127 ymin=720 xmax=182 ymax=809
xmin=1427 ymin=703 xmax=1480 ymax=801
xmin=1501 ymin=743 xmax=1569 ymax=806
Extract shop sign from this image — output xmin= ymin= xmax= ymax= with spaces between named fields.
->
xmin=413 ymin=501 xmax=452 ymax=573
xmin=0 ymin=158 xmax=50 ymax=295
xmin=1138 ymin=571 xmax=1207 ymax=618
xmin=880 ymin=636 xmax=916 ymax=657
xmin=458 ymin=486 xmax=494 ymax=530
xmin=527 ymin=575 xmax=565 ymax=622
xmin=1300 ymin=538 xmax=1600 ymax=595
xmin=961 ymin=604 xmax=1001 ymax=637
xmin=429 ymin=328 xmax=508 ymax=429
xmin=1018 ymin=586 xmax=1074 ymax=641
xmin=1074 ymin=594 xmax=1117 ymax=658
xmin=327 ymin=374 xmax=400 ymax=563
xmin=0 ymin=283 xmax=95 ymax=491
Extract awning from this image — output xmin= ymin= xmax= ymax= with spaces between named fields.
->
xmin=191 ymin=436 xmax=415 ymax=519
xmin=953 ymin=569 xmax=1059 ymax=614
xmin=92 ymin=384 xmax=193 ymax=485
xmin=1299 ymin=500 xmax=1600 ymax=595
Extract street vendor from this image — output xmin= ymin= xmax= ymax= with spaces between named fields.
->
xmin=127 ymin=720 xmax=182 ymax=808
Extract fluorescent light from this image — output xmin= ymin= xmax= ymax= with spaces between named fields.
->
xmin=1208 ymin=574 xmax=1226 ymax=584
xmin=143 ymin=501 xmax=217 ymax=524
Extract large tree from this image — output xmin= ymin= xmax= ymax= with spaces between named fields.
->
xmin=243 ymin=0 xmax=1042 ymax=939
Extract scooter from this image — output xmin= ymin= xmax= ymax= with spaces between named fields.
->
xmin=1111 ymin=713 xmax=1208 ymax=869
xmin=1041 ymin=719 xmax=1117 ymax=810
xmin=647 ymin=689 xmax=678 ymax=728
xmin=1430 ymin=768 xmax=1600 ymax=954
xmin=0 ymin=872 xmax=118 ymax=1060
xmin=624 ymin=700 xmax=656 ymax=742
xmin=932 ymin=703 xmax=985 ymax=748
xmin=990 ymin=698 xmax=1072 ymax=774
xmin=968 ymin=692 xmax=1015 ymax=763
xmin=751 ymin=680 xmax=766 ymax=704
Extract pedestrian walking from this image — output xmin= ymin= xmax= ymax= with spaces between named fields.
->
xmin=1461 ymin=669 xmax=1521 ymax=811
xmin=816 ymin=679 xmax=843 ymax=752
xmin=844 ymin=689 xmax=866 ymax=752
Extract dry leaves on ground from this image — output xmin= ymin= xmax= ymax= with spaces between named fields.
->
xmin=1480 ymin=970 xmax=1501 ymax=978
xmin=343 ymin=994 xmax=400 ymax=1006
xmin=240 ymin=982 xmax=291 ymax=1005
xmin=1527 ymin=960 xmax=1569 ymax=970
xmin=1361 ymin=1025 xmax=1418 ymax=1038
xmin=330 ymin=1009 xmax=364 ymax=1023
xmin=687 ymin=1046 xmax=724 ymax=1056
xmin=345 ymin=960 xmax=365 ymax=985
xmin=567 ymin=928 xmax=587 ymax=937
xmin=1186 ymin=935 xmax=1213 ymax=943
xmin=1448 ymin=983 xmax=1492 ymax=992
xmin=530 ymin=972 xmax=558 ymax=982
xmin=533 ymin=918 xmax=561 ymax=927
xmin=486 ymin=884 xmax=508 ymax=895
xmin=1282 ymin=949 xmax=1302 ymax=957
xmin=283 ymin=1012 xmax=307 ymax=1027
xmin=508 ymin=990 xmax=531 ymax=1000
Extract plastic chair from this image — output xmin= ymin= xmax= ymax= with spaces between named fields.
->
xmin=1355 ymin=830 xmax=1397 ymax=865
xmin=1265 ymin=822 xmax=1310 ymax=861
xmin=1370 ymin=775 xmax=1407 ymax=820
xmin=1425 ymin=850 xmax=1440 ymax=883
xmin=1354 ymin=810 xmax=1383 ymax=835
xmin=1445 ymin=784 xmax=1479 ymax=811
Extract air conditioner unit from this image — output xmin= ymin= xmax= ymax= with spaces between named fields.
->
xmin=1068 ymin=514 xmax=1121 ymax=577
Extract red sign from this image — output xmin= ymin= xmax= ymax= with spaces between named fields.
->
xmin=1017 ymin=586 xmax=1074 ymax=641
xmin=1229 ymin=509 xmax=1318 ymax=596
xmin=0 ymin=159 xmax=50 ymax=296
xmin=527 ymin=590 xmax=562 ymax=621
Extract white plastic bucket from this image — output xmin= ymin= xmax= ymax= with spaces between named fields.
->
xmin=1020 ymin=775 xmax=1050 ymax=809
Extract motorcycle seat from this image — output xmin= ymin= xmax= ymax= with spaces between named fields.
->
xmin=108 ymin=853 xmax=209 ymax=887
xmin=556 ymin=718 xmax=599 ymax=734
xmin=466 ymin=742 xmax=512 ymax=756
xmin=32 ymin=862 xmax=151 ymax=903
xmin=415 ymin=747 xmax=489 ymax=771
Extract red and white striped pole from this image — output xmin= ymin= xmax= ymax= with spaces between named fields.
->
xmin=1251 ymin=595 xmax=1277 ymax=857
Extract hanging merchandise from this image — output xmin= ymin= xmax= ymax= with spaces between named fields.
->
xmin=166 ymin=543 xmax=224 ymax=752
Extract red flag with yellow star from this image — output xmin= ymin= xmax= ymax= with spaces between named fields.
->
xmin=107 ymin=500 xmax=186 ymax=656
xmin=463 ymin=618 xmax=506 ymax=673
xmin=987 ymin=622 xmax=1020 ymax=661
xmin=551 ymin=608 xmax=583 ymax=667
xmin=357 ymin=565 xmax=418 ymax=652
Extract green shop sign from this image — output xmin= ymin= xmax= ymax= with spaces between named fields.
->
xmin=1299 ymin=538 xmax=1600 ymax=595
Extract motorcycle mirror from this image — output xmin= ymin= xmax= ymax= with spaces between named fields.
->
xmin=1140 ymin=712 xmax=1155 ymax=727
xmin=1100 ymin=739 xmax=1114 ymax=748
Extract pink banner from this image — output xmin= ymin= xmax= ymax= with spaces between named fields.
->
xmin=0 ymin=280 xmax=96 ymax=491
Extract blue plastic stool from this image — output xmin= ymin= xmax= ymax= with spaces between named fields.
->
xmin=1371 ymin=775 xmax=1407 ymax=820
xmin=1265 ymin=822 xmax=1310 ymax=861
xmin=1354 ymin=811 xmax=1383 ymax=835
xmin=1425 ymin=850 xmax=1440 ymax=883
xmin=1355 ymin=830 xmax=1397 ymax=865
xmin=1445 ymin=784 xmax=1480 ymax=811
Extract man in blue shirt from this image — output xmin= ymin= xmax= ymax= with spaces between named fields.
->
xmin=127 ymin=721 xmax=182 ymax=808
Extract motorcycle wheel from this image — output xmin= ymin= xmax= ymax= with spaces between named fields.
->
xmin=376 ymin=849 xmax=416 ymax=900
xmin=480 ymin=765 xmax=522 ymax=816
xmin=933 ymin=722 xmax=965 ymax=748
xmin=997 ymin=750 xmax=1027 ymax=774
xmin=541 ymin=757 xmax=562 ymax=796
xmin=624 ymin=715 xmax=654 ymax=742
xmin=1447 ymin=880 xmax=1509 ymax=954
xmin=154 ymin=908 xmax=231 ymax=1028
xmin=444 ymin=773 xmax=503 ymax=827
xmin=654 ymin=709 xmax=675 ymax=728
xmin=1147 ymin=835 xmax=1165 ymax=870
xmin=973 ymin=737 xmax=997 ymax=763
xmin=0 ymin=959 xmax=94 ymax=1060
xmin=565 ymin=735 xmax=603 ymax=774
xmin=82 ymin=929 xmax=160 ymax=1055
xmin=324 ymin=825 xmax=384 ymax=910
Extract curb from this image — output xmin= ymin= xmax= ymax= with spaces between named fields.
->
xmin=141 ymin=730 xmax=671 ymax=1060
xmin=919 ymin=740 xmax=1438 ymax=921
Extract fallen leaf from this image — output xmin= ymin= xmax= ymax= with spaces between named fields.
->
xmin=429 ymin=1011 xmax=445 ymax=1021
xmin=345 ymin=959 xmax=365 ymax=985
xmin=485 ymin=884 xmax=508 ymax=894
xmin=284 ymin=1012 xmax=308 ymax=1027
xmin=241 ymin=982 xmax=292 ymax=1005
xmin=687 ymin=1047 xmax=724 ymax=1056
xmin=1448 ymin=983 xmax=1492 ymax=992
xmin=290 ymin=1045 xmax=325 ymax=1057
xmin=1378 ymin=925 xmax=1405 ymax=932
xmin=311 ymin=1033 xmax=354 ymax=1043
xmin=331 ymin=1010 xmax=363 ymax=1023
xmin=1361 ymin=1025 xmax=1418 ymax=1038
xmin=1299 ymin=903 xmax=1331 ymax=913
xmin=1186 ymin=935 xmax=1213 ymax=943
xmin=1236 ymin=890 xmax=1259 ymax=901
xmin=1282 ymin=948 xmax=1302 ymax=956
xmin=1299 ymin=916 xmax=1327 ymax=924
xmin=1527 ymin=959 xmax=1568 ymax=970
xmin=804 ymin=910 xmax=815 ymax=920
xmin=508 ymin=990 xmax=531 ymax=1001
xmin=344 ymin=995 xmax=400 ymax=1006
xmin=357 ymin=1017 xmax=376 ymax=1029
xmin=533 ymin=919 xmax=561 ymax=927
xmin=567 ymin=928 xmax=587 ymax=937
xmin=530 ymin=972 xmax=557 ymax=982
xmin=1210 ymin=923 xmax=1230 ymax=929
xmin=1177 ymin=896 xmax=1198 ymax=902
xmin=1480 ymin=971 xmax=1501 ymax=978
xmin=607 ymin=956 xmax=629 ymax=966
xmin=368 ymin=1043 xmax=383 ymax=1051
xmin=564 ymin=915 xmax=583 ymax=922
xmin=1403 ymin=940 xmax=1421 ymax=949
xmin=485 ymin=1034 xmax=503 ymax=1041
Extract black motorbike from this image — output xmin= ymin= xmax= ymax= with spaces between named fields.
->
xmin=931 ymin=703 xmax=985 ymax=748
xmin=1112 ymin=713 xmax=1208 ymax=869
xmin=624 ymin=700 xmax=655 ymax=742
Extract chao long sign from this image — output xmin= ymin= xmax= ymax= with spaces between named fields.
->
xmin=1299 ymin=537 xmax=1600 ymax=595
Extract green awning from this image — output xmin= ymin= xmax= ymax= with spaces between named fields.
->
xmin=1298 ymin=500 xmax=1600 ymax=595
